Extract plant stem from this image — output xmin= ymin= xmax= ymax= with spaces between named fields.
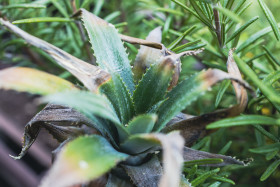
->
xmin=213 ymin=7 xmax=222 ymax=47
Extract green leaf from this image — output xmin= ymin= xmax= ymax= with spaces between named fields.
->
xmin=80 ymin=9 xmax=134 ymax=94
xmin=207 ymin=115 xmax=280 ymax=129
xmin=236 ymin=24 xmax=277 ymax=53
xmin=263 ymin=46 xmax=280 ymax=66
xmin=173 ymin=39 xmax=202 ymax=53
xmin=214 ymin=6 xmax=242 ymax=23
xmin=260 ymin=160 xmax=280 ymax=181
xmin=218 ymin=141 xmax=232 ymax=155
xmin=253 ymin=125 xmax=279 ymax=143
xmin=234 ymin=55 xmax=280 ymax=104
xmin=100 ymin=76 xmax=135 ymax=125
xmin=215 ymin=80 xmax=231 ymax=108
xmin=0 ymin=67 xmax=77 ymax=95
xmin=168 ymin=25 xmax=197 ymax=50
xmin=191 ymin=168 xmax=220 ymax=186
xmin=0 ymin=3 xmax=46 ymax=9
xmin=154 ymin=69 xmax=249 ymax=131
xmin=226 ymin=16 xmax=259 ymax=44
xmin=190 ymin=0 xmax=213 ymax=29
xmin=12 ymin=17 xmax=72 ymax=24
xmin=171 ymin=0 xmax=213 ymax=29
xmin=258 ymin=0 xmax=280 ymax=40
xmin=249 ymin=143 xmax=280 ymax=154
xmin=41 ymin=91 xmax=121 ymax=125
xmin=41 ymin=135 xmax=128 ymax=187
xmin=133 ymin=59 xmax=175 ymax=114
xmin=126 ymin=114 xmax=157 ymax=135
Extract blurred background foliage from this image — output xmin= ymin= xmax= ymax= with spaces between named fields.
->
xmin=0 ymin=0 xmax=280 ymax=186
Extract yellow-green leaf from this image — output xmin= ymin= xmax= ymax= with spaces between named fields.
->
xmin=0 ymin=67 xmax=77 ymax=95
xmin=40 ymin=135 xmax=128 ymax=187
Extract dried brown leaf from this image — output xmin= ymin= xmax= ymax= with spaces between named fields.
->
xmin=12 ymin=104 xmax=94 ymax=159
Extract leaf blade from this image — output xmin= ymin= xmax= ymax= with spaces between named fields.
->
xmin=41 ymin=135 xmax=128 ymax=187
xmin=258 ymin=0 xmax=280 ymax=40
xmin=0 ymin=67 xmax=77 ymax=95
xmin=80 ymin=9 xmax=134 ymax=93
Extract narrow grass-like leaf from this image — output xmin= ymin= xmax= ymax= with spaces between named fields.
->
xmin=191 ymin=168 xmax=220 ymax=186
xmin=249 ymin=143 xmax=280 ymax=154
xmin=258 ymin=0 xmax=280 ymax=40
xmin=215 ymin=80 xmax=231 ymax=108
xmin=266 ymin=150 xmax=279 ymax=161
xmin=234 ymin=55 xmax=280 ymax=104
xmin=171 ymin=0 xmax=213 ymax=29
xmin=0 ymin=67 xmax=77 ymax=95
xmin=173 ymin=39 xmax=202 ymax=52
xmin=126 ymin=114 xmax=157 ymax=135
xmin=236 ymin=25 xmax=275 ymax=53
xmin=80 ymin=9 xmax=134 ymax=93
xmin=260 ymin=160 xmax=280 ymax=181
xmin=214 ymin=6 xmax=242 ymax=23
xmin=190 ymin=0 xmax=213 ymax=29
xmin=12 ymin=17 xmax=72 ymax=24
xmin=154 ymin=69 xmax=250 ymax=131
xmin=226 ymin=16 xmax=259 ymax=44
xmin=253 ymin=125 xmax=279 ymax=143
xmin=40 ymin=135 xmax=128 ymax=187
xmin=219 ymin=141 xmax=232 ymax=155
xmin=168 ymin=26 xmax=197 ymax=50
xmin=207 ymin=115 xmax=280 ymax=129
xmin=263 ymin=46 xmax=280 ymax=66
xmin=0 ymin=3 xmax=46 ymax=9
xmin=210 ymin=176 xmax=235 ymax=185
xmin=156 ymin=7 xmax=184 ymax=16
xmin=133 ymin=58 xmax=175 ymax=114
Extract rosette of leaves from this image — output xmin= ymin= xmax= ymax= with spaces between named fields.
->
xmin=0 ymin=9 xmax=250 ymax=187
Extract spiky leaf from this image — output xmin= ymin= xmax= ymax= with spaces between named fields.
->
xmin=133 ymin=57 xmax=175 ymax=114
xmin=80 ymin=9 xmax=134 ymax=93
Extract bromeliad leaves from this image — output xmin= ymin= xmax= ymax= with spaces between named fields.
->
xmin=11 ymin=104 xmax=94 ymax=159
xmin=123 ymin=132 xmax=185 ymax=187
xmin=80 ymin=8 xmax=134 ymax=94
xmin=162 ymin=49 xmax=249 ymax=144
xmin=80 ymin=9 xmax=135 ymax=124
xmin=0 ymin=67 xmax=77 ymax=95
xmin=0 ymin=18 xmax=111 ymax=92
xmin=40 ymin=135 xmax=128 ymax=187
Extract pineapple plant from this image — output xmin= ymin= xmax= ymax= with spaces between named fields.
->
xmin=0 ymin=8 xmax=251 ymax=187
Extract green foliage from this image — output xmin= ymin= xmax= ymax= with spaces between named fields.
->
xmin=1 ymin=0 xmax=280 ymax=186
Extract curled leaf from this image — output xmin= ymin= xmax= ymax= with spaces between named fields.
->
xmin=123 ymin=132 xmax=184 ymax=187
xmin=12 ymin=104 xmax=94 ymax=159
